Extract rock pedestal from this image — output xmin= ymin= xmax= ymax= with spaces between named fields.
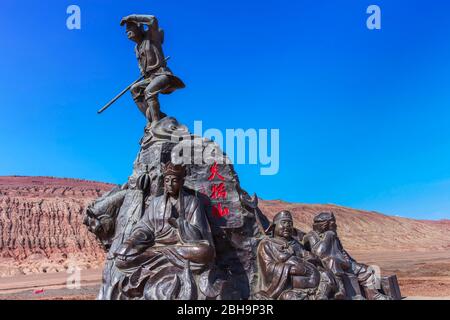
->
xmin=86 ymin=117 xmax=269 ymax=299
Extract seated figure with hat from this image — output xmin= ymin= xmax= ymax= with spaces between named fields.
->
xmin=254 ymin=211 xmax=337 ymax=300
xmin=303 ymin=211 xmax=392 ymax=300
xmin=113 ymin=162 xmax=215 ymax=300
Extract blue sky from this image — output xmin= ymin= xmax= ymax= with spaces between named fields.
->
xmin=1 ymin=0 xmax=450 ymax=220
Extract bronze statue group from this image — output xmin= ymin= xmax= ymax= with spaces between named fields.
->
xmin=84 ymin=14 xmax=399 ymax=300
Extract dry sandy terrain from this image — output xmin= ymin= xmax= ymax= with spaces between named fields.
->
xmin=0 ymin=269 xmax=101 ymax=300
xmin=353 ymin=250 xmax=450 ymax=298
xmin=1 ymin=176 xmax=450 ymax=300
xmin=2 ymin=250 xmax=450 ymax=300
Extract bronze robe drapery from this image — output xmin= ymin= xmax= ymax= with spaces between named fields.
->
xmin=114 ymin=189 xmax=215 ymax=300
xmin=308 ymin=230 xmax=353 ymax=275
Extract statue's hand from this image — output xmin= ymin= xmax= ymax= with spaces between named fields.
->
xmin=114 ymin=229 xmax=155 ymax=258
xmin=120 ymin=15 xmax=133 ymax=26
xmin=114 ymin=240 xmax=150 ymax=268
xmin=120 ymin=15 xmax=155 ymax=27
xmin=289 ymin=264 xmax=307 ymax=276
xmin=291 ymin=262 xmax=317 ymax=277
xmin=114 ymin=240 xmax=148 ymax=270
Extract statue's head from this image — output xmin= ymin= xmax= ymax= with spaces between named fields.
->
xmin=125 ymin=22 xmax=144 ymax=42
xmin=162 ymin=162 xmax=186 ymax=197
xmin=313 ymin=211 xmax=337 ymax=234
xmin=271 ymin=210 xmax=294 ymax=241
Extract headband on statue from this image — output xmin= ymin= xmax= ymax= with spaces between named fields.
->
xmin=162 ymin=162 xmax=186 ymax=178
xmin=265 ymin=210 xmax=294 ymax=235
xmin=273 ymin=210 xmax=293 ymax=224
xmin=313 ymin=211 xmax=335 ymax=223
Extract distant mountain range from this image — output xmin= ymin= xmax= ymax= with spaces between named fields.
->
xmin=1 ymin=176 xmax=449 ymax=277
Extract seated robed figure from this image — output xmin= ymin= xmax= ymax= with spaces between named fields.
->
xmin=303 ymin=211 xmax=391 ymax=300
xmin=113 ymin=162 xmax=215 ymax=300
xmin=255 ymin=211 xmax=336 ymax=300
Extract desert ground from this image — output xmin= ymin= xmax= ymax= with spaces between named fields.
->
xmin=2 ymin=250 xmax=450 ymax=300
xmin=1 ymin=176 xmax=450 ymax=300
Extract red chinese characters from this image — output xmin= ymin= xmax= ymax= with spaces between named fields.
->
xmin=212 ymin=202 xmax=230 ymax=218
xmin=208 ymin=162 xmax=230 ymax=218
xmin=208 ymin=162 xmax=225 ymax=181
xmin=210 ymin=183 xmax=227 ymax=200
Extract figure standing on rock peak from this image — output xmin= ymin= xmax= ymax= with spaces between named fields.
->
xmin=121 ymin=14 xmax=185 ymax=125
